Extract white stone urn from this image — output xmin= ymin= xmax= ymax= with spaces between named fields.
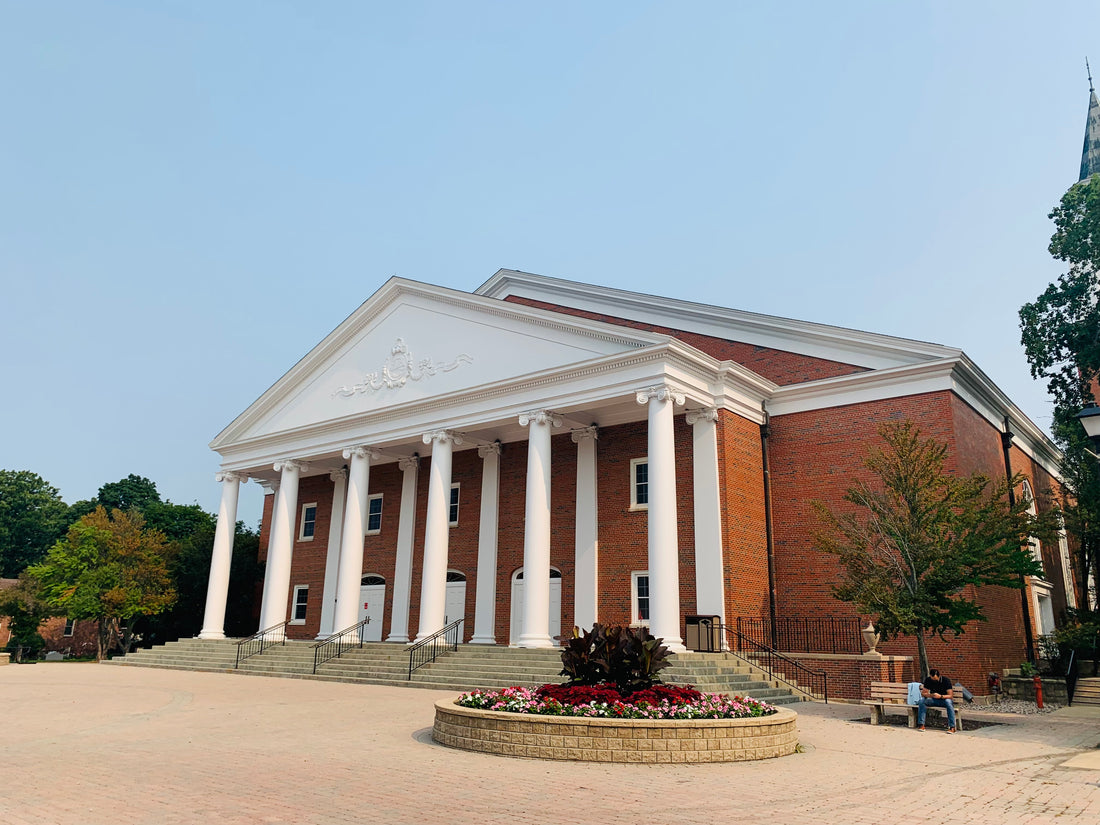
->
xmin=861 ymin=621 xmax=882 ymax=657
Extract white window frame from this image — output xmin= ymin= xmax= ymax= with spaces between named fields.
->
xmin=63 ymin=618 xmax=76 ymax=637
xmin=631 ymin=571 xmax=651 ymax=627
xmin=298 ymin=502 xmax=318 ymax=541
xmin=630 ymin=458 xmax=649 ymax=511
xmin=1059 ymin=531 xmax=1077 ymax=609
xmin=1021 ymin=481 xmax=1044 ymax=576
xmin=449 ymin=483 xmax=460 ymax=526
xmin=366 ymin=494 xmax=383 ymax=535
xmin=290 ymin=585 xmax=309 ymax=624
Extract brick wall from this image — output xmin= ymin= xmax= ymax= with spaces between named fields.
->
xmin=781 ymin=654 xmax=914 ymax=701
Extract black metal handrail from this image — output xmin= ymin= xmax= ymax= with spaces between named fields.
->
xmin=312 ymin=617 xmax=373 ymax=674
xmin=735 ymin=616 xmax=864 ymax=654
xmin=405 ymin=619 xmax=462 ymax=679
xmin=1066 ymin=649 xmax=1078 ymax=705
xmin=235 ymin=621 xmax=288 ymax=668
xmin=720 ymin=624 xmax=829 ymax=703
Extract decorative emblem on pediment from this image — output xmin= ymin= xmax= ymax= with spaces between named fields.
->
xmin=334 ymin=338 xmax=473 ymax=398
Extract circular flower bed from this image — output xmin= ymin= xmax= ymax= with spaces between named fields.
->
xmin=456 ymin=684 xmax=779 ymax=720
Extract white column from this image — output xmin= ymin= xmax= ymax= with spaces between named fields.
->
xmin=255 ymin=479 xmax=279 ymax=629
xmin=686 ymin=408 xmax=726 ymax=636
xmin=471 ymin=443 xmax=502 ymax=645
xmin=198 ymin=471 xmax=245 ymax=640
xmin=316 ymin=468 xmax=348 ymax=639
xmin=387 ymin=455 xmax=420 ymax=643
xmin=416 ymin=430 xmax=461 ymax=642
xmin=518 ymin=409 xmax=561 ymax=648
xmin=572 ymin=427 xmax=599 ymax=633
xmin=259 ymin=459 xmax=308 ymax=639
xmin=333 ymin=446 xmax=374 ymax=636
xmin=637 ymin=385 xmax=686 ymax=652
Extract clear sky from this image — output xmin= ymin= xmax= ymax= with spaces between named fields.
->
xmin=2 ymin=2 xmax=1098 ymax=528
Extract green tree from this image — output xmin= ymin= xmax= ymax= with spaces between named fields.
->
xmin=0 ymin=573 xmax=58 ymax=662
xmin=1019 ymin=174 xmax=1100 ymax=608
xmin=815 ymin=421 xmax=1055 ymax=675
xmin=0 ymin=470 xmax=71 ymax=577
xmin=94 ymin=474 xmax=161 ymax=512
xmin=28 ymin=507 xmax=177 ymax=660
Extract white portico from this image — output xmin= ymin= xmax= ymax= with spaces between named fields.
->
xmin=203 ymin=275 xmax=773 ymax=647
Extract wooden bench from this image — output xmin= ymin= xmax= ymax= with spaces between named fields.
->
xmin=864 ymin=682 xmax=963 ymax=729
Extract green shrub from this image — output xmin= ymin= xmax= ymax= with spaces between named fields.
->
xmin=559 ymin=623 xmax=672 ymax=695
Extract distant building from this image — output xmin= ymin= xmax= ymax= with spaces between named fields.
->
xmin=199 ymin=269 xmax=1075 ymax=694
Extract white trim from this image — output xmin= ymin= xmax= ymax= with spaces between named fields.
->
xmin=629 ymin=458 xmax=649 ymax=511
xmin=290 ymin=585 xmax=309 ymax=625
xmin=1059 ymin=531 xmax=1076 ymax=610
xmin=297 ymin=502 xmax=318 ymax=542
xmin=63 ymin=618 xmax=75 ymax=637
xmin=366 ymin=493 xmax=383 ymax=535
xmin=448 ymin=483 xmax=460 ymax=526
xmin=631 ymin=570 xmax=651 ymax=626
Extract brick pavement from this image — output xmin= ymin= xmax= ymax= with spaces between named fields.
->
xmin=2 ymin=663 xmax=1100 ymax=825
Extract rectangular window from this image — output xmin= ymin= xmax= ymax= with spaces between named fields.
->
xmin=630 ymin=458 xmax=649 ymax=510
xmin=449 ymin=484 xmax=460 ymax=526
xmin=291 ymin=585 xmax=309 ymax=624
xmin=366 ymin=494 xmax=383 ymax=535
xmin=299 ymin=503 xmax=318 ymax=541
xmin=632 ymin=571 xmax=650 ymax=624
xmin=1060 ymin=532 xmax=1077 ymax=609
xmin=63 ymin=618 xmax=76 ymax=637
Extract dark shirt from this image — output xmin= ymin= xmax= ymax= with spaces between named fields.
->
xmin=923 ymin=675 xmax=952 ymax=696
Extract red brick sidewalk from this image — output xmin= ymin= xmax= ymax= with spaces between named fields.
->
xmin=2 ymin=663 xmax=1099 ymax=825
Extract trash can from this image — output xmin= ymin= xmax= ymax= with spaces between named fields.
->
xmin=685 ymin=615 xmax=722 ymax=652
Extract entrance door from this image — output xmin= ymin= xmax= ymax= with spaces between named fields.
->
xmin=358 ymin=575 xmax=386 ymax=642
xmin=445 ymin=571 xmax=467 ymax=635
xmin=509 ymin=568 xmax=562 ymax=645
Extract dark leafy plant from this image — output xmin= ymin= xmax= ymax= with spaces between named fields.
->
xmin=559 ymin=623 xmax=672 ymax=695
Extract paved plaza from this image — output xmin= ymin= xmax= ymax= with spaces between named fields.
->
xmin=3 ymin=663 xmax=1100 ymax=825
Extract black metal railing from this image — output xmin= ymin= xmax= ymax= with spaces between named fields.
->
xmin=721 ymin=624 xmax=829 ymax=703
xmin=311 ymin=617 xmax=373 ymax=674
xmin=235 ymin=621 xmax=288 ymax=668
xmin=735 ymin=616 xmax=865 ymax=654
xmin=405 ymin=619 xmax=462 ymax=680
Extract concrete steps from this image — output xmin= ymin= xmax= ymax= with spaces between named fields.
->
xmin=108 ymin=639 xmax=808 ymax=704
xmin=1073 ymin=677 xmax=1100 ymax=706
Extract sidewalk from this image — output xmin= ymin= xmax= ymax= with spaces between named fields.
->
xmin=2 ymin=663 xmax=1100 ymax=825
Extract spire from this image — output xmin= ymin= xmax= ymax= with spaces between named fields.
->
xmin=1080 ymin=58 xmax=1100 ymax=180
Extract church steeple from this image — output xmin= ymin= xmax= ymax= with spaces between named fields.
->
xmin=1080 ymin=59 xmax=1100 ymax=180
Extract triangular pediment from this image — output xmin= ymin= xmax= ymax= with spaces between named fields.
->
xmin=213 ymin=279 xmax=665 ymax=447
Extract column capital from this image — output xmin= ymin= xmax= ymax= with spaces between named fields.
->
xmin=399 ymin=454 xmax=420 ymax=472
xmin=422 ymin=429 xmax=463 ymax=446
xmin=342 ymin=445 xmax=378 ymax=461
xmin=636 ymin=385 xmax=685 ymax=407
xmin=571 ymin=426 xmax=599 ymax=443
xmin=477 ymin=442 xmax=502 ymax=458
xmin=519 ymin=409 xmax=562 ymax=428
xmin=273 ymin=459 xmax=309 ymax=474
xmin=257 ymin=479 xmax=279 ymax=496
xmin=329 ymin=468 xmax=348 ymax=483
xmin=685 ymin=407 xmax=719 ymax=426
xmin=215 ymin=471 xmax=247 ymax=484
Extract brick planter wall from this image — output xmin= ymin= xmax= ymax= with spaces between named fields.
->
xmin=1002 ymin=675 xmax=1069 ymax=705
xmin=433 ymin=699 xmax=799 ymax=763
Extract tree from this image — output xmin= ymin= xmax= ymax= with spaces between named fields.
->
xmin=27 ymin=507 xmax=177 ymax=660
xmin=0 ymin=470 xmax=71 ymax=577
xmin=1019 ymin=174 xmax=1100 ymax=608
xmin=94 ymin=474 xmax=161 ymax=513
xmin=814 ymin=421 xmax=1055 ymax=675
xmin=0 ymin=573 xmax=58 ymax=662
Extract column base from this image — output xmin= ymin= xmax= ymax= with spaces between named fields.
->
xmin=386 ymin=634 xmax=410 ymax=644
xmin=469 ymin=636 xmax=497 ymax=645
xmin=197 ymin=629 xmax=226 ymax=641
xmin=516 ymin=634 xmax=556 ymax=649
xmin=662 ymin=638 xmax=687 ymax=654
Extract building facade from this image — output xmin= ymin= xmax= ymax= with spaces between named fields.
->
xmin=199 ymin=271 xmax=1075 ymax=690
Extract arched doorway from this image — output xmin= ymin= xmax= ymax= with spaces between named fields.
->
xmin=509 ymin=568 xmax=562 ymax=645
xmin=358 ymin=575 xmax=386 ymax=642
xmin=445 ymin=570 xmax=467 ymax=633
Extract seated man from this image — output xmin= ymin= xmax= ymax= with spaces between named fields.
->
xmin=918 ymin=668 xmax=956 ymax=733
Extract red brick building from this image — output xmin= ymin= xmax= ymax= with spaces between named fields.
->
xmin=199 ymin=271 xmax=1076 ymax=694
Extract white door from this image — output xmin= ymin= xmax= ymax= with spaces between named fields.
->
xmin=445 ymin=579 xmax=467 ymax=633
xmin=509 ymin=569 xmax=562 ymax=645
xmin=358 ymin=582 xmax=386 ymax=642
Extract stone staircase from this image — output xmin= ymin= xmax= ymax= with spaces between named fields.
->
xmin=107 ymin=639 xmax=807 ymax=704
xmin=1073 ymin=677 xmax=1100 ymax=706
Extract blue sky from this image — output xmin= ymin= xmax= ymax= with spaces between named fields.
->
xmin=2 ymin=2 xmax=1098 ymax=527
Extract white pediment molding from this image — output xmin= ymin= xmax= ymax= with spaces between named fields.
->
xmin=476 ymin=269 xmax=960 ymax=371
